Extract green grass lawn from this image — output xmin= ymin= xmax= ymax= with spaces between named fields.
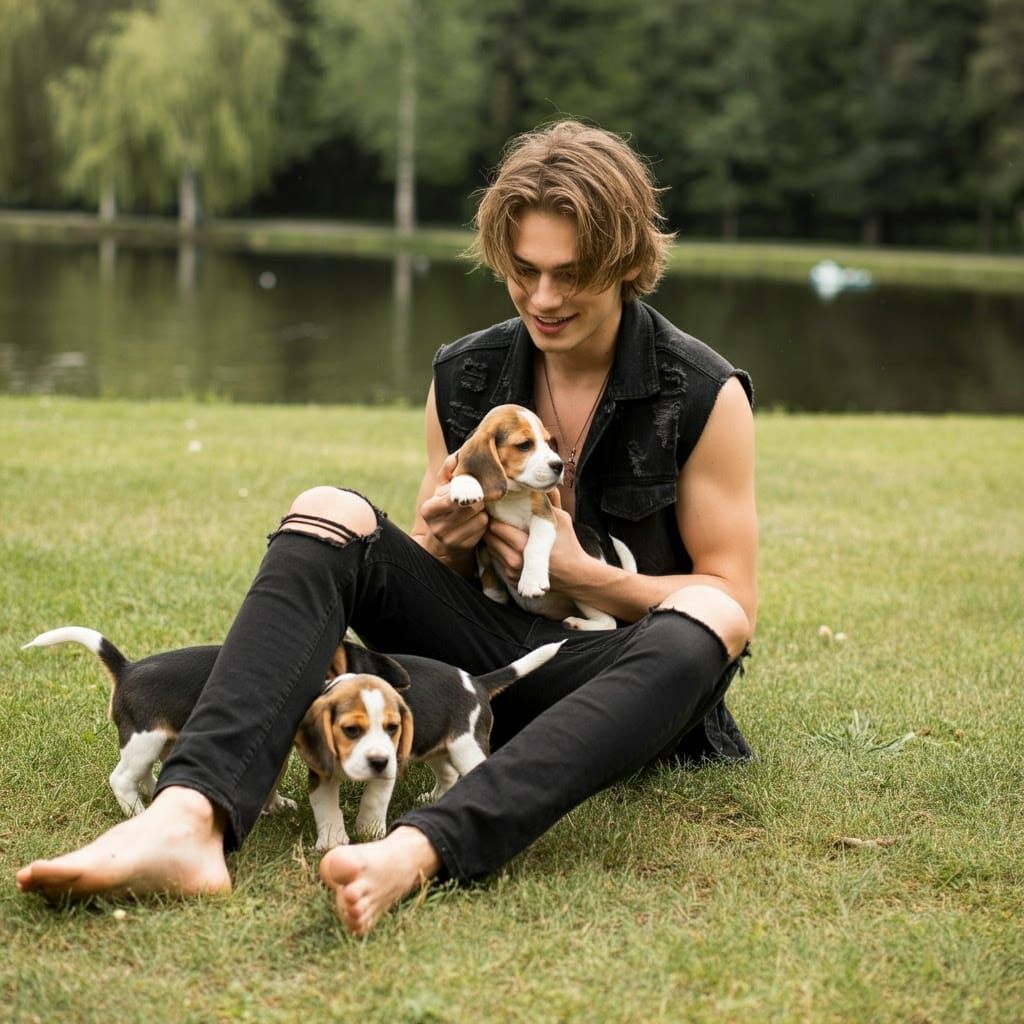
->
xmin=1 ymin=398 xmax=1021 ymax=1023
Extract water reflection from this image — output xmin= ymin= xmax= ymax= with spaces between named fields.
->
xmin=1 ymin=239 xmax=1021 ymax=412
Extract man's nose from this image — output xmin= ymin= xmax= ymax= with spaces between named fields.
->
xmin=531 ymin=273 xmax=563 ymax=309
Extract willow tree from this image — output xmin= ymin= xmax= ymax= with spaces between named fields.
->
xmin=49 ymin=0 xmax=289 ymax=226
xmin=314 ymin=0 xmax=486 ymax=233
xmin=0 ymin=0 xmax=131 ymax=207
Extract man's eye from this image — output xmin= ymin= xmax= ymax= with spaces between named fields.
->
xmin=516 ymin=441 xmax=533 ymax=452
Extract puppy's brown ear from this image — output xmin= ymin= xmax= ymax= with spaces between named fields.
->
xmin=326 ymin=643 xmax=348 ymax=679
xmin=455 ymin=428 xmax=507 ymax=502
xmin=342 ymin=644 xmax=412 ymax=693
xmin=293 ymin=698 xmax=339 ymax=780
xmin=395 ymin=692 xmax=414 ymax=774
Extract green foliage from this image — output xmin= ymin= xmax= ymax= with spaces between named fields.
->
xmin=1 ymin=0 xmax=1023 ymax=245
xmin=314 ymin=0 xmax=486 ymax=185
xmin=0 ymin=0 xmax=131 ymax=203
xmin=47 ymin=0 xmax=291 ymax=215
xmin=968 ymin=0 xmax=1024 ymax=205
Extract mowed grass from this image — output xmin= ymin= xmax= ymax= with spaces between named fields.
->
xmin=1 ymin=397 xmax=1021 ymax=1023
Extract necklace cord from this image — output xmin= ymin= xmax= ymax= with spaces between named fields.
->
xmin=541 ymin=360 xmax=613 ymax=484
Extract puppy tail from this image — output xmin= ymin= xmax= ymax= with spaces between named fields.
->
xmin=22 ymin=626 xmax=129 ymax=687
xmin=610 ymin=535 xmax=638 ymax=573
xmin=474 ymin=640 xmax=565 ymax=699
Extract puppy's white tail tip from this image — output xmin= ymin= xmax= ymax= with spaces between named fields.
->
xmin=511 ymin=640 xmax=565 ymax=677
xmin=610 ymin=535 xmax=638 ymax=574
xmin=22 ymin=626 xmax=106 ymax=653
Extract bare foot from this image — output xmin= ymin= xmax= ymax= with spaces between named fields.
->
xmin=319 ymin=826 xmax=441 ymax=936
xmin=16 ymin=786 xmax=231 ymax=902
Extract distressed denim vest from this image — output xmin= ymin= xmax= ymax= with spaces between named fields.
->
xmin=432 ymin=300 xmax=755 ymax=763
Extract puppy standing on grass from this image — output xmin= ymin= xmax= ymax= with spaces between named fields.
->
xmin=23 ymin=626 xmax=562 ymax=849
xmin=450 ymin=403 xmax=636 ymax=630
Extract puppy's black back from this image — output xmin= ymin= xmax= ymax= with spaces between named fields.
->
xmin=112 ymin=645 xmax=220 ymax=743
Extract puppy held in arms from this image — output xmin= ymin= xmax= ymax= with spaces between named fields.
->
xmin=448 ymin=403 xmax=636 ymax=630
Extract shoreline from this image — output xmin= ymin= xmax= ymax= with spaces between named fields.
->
xmin=1 ymin=208 xmax=1022 ymax=293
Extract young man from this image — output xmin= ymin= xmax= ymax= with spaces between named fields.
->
xmin=17 ymin=121 xmax=757 ymax=936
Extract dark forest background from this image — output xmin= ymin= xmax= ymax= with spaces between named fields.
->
xmin=2 ymin=0 xmax=1022 ymax=249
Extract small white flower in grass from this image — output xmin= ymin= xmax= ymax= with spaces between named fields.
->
xmin=188 ymin=439 xmax=203 ymax=454
xmin=238 ymin=487 xmax=249 ymax=498
xmin=834 ymin=631 xmax=849 ymax=643
xmin=259 ymin=271 xmax=277 ymax=289
xmin=112 ymin=908 xmax=127 ymax=921
xmin=817 ymin=625 xmax=833 ymax=640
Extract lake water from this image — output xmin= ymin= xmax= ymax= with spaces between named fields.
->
xmin=1 ymin=240 xmax=1021 ymax=412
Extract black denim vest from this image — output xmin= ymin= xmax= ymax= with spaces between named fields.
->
xmin=433 ymin=300 xmax=755 ymax=763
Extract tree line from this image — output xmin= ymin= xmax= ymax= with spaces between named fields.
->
xmin=2 ymin=0 xmax=1022 ymax=249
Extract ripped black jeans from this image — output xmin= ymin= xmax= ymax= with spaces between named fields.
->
xmin=155 ymin=501 xmax=742 ymax=881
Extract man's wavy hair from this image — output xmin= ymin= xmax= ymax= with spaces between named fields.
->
xmin=469 ymin=120 xmax=675 ymax=303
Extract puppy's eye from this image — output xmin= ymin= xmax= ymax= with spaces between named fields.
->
xmin=342 ymin=725 xmax=364 ymax=740
xmin=516 ymin=440 xmax=533 ymax=452
xmin=385 ymin=723 xmax=399 ymax=736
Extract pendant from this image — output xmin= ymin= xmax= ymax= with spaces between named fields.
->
xmin=564 ymin=456 xmax=577 ymax=488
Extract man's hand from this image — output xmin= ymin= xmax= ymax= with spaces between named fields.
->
xmin=418 ymin=452 xmax=489 ymax=563
xmin=483 ymin=504 xmax=594 ymax=593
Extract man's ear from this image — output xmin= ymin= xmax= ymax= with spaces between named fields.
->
xmin=455 ymin=429 xmax=508 ymax=502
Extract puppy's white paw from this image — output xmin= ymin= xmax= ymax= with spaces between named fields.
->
xmin=517 ymin=568 xmax=550 ymax=598
xmin=449 ymin=474 xmax=484 ymax=506
xmin=562 ymin=614 xmax=616 ymax=631
xmin=261 ymin=793 xmax=298 ymax=815
xmin=355 ymin=816 xmax=387 ymax=840
xmin=315 ymin=829 xmax=350 ymax=852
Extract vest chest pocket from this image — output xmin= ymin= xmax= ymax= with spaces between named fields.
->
xmin=600 ymin=479 xmax=677 ymax=522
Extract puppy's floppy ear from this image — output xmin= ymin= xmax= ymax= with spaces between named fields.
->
xmin=294 ymin=697 xmax=340 ymax=780
xmin=341 ymin=643 xmax=412 ymax=693
xmin=455 ymin=427 xmax=508 ymax=502
xmin=395 ymin=691 xmax=414 ymax=774
xmin=327 ymin=643 xmax=349 ymax=679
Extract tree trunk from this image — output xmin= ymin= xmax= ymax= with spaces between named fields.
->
xmin=179 ymin=168 xmax=200 ymax=231
xmin=976 ymin=197 xmax=995 ymax=251
xmin=861 ymin=213 xmax=881 ymax=246
xmin=722 ymin=203 xmax=739 ymax=241
xmin=394 ymin=0 xmax=417 ymax=236
xmin=99 ymin=181 xmax=117 ymax=222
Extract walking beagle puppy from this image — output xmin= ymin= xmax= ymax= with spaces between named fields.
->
xmin=23 ymin=626 xmax=562 ymax=850
xmin=449 ymin=403 xmax=635 ymax=630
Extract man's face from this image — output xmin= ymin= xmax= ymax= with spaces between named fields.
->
xmin=505 ymin=209 xmax=633 ymax=359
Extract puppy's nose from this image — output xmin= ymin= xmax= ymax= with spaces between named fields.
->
xmin=368 ymin=755 xmax=390 ymax=774
xmin=550 ymin=457 xmax=564 ymax=475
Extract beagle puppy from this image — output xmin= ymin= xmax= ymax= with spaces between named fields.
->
xmin=23 ymin=626 xmax=562 ymax=849
xmin=449 ymin=403 xmax=636 ymax=630
xmin=295 ymin=640 xmax=563 ymax=848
